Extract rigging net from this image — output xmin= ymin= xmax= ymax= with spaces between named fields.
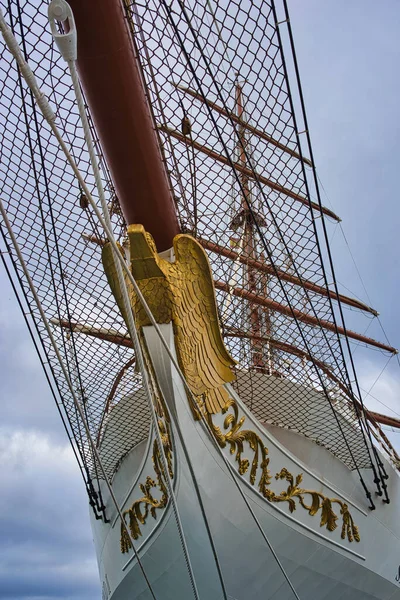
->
xmin=0 ymin=0 xmax=398 ymax=513
xmin=0 ymin=0 xmax=151 ymax=494
xmin=124 ymin=0 xmax=396 ymax=475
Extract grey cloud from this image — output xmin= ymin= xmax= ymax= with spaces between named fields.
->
xmin=0 ymin=429 xmax=100 ymax=599
xmin=0 ymin=270 xmax=66 ymax=440
xmin=289 ymin=0 xmax=400 ymax=347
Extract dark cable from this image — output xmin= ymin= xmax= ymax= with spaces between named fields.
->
xmin=279 ymin=0 xmax=388 ymax=501
xmin=13 ymin=0 xmax=107 ymax=516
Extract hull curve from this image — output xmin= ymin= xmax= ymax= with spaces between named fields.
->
xmin=91 ymin=324 xmax=400 ymax=600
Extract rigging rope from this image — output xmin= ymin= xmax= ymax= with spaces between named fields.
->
xmin=6 ymin=0 xmax=106 ymax=510
xmin=0 ymin=198 xmax=158 ymax=600
xmin=274 ymin=0 xmax=386 ymax=494
xmin=318 ymin=172 xmax=397 ymax=363
xmin=0 ymin=242 xmax=90 ymax=492
xmin=360 ymin=387 xmax=400 ymax=420
xmin=1 ymin=9 xmax=196 ymax=599
xmin=278 ymin=0 xmax=389 ymax=499
xmin=362 ymin=355 xmax=394 ymax=403
xmin=0 ymin=10 xmax=228 ymax=595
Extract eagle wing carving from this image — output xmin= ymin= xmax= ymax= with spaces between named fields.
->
xmin=103 ymin=225 xmax=236 ymax=416
xmin=167 ymin=234 xmax=236 ymax=414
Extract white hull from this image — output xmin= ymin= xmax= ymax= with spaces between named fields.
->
xmin=91 ymin=325 xmax=400 ymax=600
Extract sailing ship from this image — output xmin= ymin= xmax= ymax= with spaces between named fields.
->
xmin=1 ymin=0 xmax=399 ymax=598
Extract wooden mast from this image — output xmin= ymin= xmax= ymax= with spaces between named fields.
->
xmin=234 ymin=80 xmax=266 ymax=371
xmin=67 ymin=0 xmax=179 ymax=251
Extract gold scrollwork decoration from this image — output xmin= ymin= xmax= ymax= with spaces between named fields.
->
xmin=120 ymin=421 xmax=173 ymax=554
xmin=206 ymin=398 xmax=271 ymax=493
xmin=209 ymin=400 xmax=360 ymax=543
xmin=266 ymin=468 xmax=360 ymax=542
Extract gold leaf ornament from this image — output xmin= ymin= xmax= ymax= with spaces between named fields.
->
xmin=208 ymin=400 xmax=360 ymax=543
xmin=120 ymin=434 xmax=172 ymax=553
xmin=119 ymin=348 xmax=173 ymax=554
xmin=102 ymin=225 xmax=237 ymax=419
xmin=209 ymin=398 xmax=271 ymax=489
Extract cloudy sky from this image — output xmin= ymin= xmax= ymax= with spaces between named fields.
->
xmin=1 ymin=1 xmax=400 ymax=599
xmin=288 ymin=0 xmax=400 ymax=433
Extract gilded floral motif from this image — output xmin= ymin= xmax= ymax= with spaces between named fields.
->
xmin=120 ymin=422 xmax=173 ymax=553
xmin=209 ymin=399 xmax=360 ymax=543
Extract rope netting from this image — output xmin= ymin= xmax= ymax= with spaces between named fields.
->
xmin=0 ymin=0 xmax=151 ymax=490
xmin=124 ymin=0 xmax=383 ymax=470
xmin=0 ymin=0 xmax=396 ymax=502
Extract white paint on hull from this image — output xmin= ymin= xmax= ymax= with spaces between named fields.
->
xmin=91 ymin=324 xmax=400 ymax=600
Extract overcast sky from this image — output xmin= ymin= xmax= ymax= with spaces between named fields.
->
xmin=1 ymin=1 xmax=400 ymax=599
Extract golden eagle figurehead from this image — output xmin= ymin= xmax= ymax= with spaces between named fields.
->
xmin=102 ymin=225 xmax=236 ymax=417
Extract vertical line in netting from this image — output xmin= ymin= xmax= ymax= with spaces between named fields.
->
xmin=274 ymin=0 xmax=388 ymax=498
